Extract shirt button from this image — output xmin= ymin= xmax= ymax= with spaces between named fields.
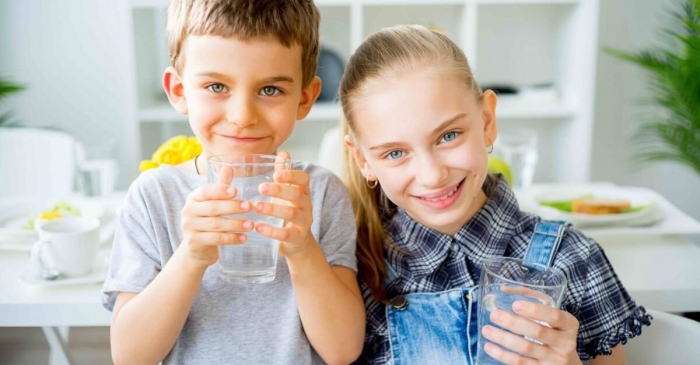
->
xmin=451 ymin=243 xmax=460 ymax=252
xmin=389 ymin=295 xmax=409 ymax=311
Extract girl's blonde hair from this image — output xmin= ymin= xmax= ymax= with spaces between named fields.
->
xmin=340 ymin=25 xmax=483 ymax=303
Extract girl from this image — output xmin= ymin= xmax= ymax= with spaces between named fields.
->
xmin=340 ymin=25 xmax=650 ymax=365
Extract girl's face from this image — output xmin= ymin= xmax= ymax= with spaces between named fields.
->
xmin=346 ymin=69 xmax=498 ymax=236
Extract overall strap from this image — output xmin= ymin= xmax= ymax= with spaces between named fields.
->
xmin=523 ymin=220 xmax=569 ymax=270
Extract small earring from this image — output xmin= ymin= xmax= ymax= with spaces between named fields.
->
xmin=365 ymin=177 xmax=378 ymax=189
xmin=487 ymin=145 xmax=494 ymax=154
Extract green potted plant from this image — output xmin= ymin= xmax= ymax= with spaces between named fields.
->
xmin=0 ymin=76 xmax=25 ymax=127
xmin=606 ymin=0 xmax=700 ymax=175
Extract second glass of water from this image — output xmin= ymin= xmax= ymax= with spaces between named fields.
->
xmin=207 ymin=154 xmax=292 ymax=284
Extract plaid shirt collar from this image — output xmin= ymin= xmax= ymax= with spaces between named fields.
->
xmin=385 ymin=176 xmax=524 ymax=284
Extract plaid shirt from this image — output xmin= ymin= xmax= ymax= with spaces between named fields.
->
xmin=355 ymin=177 xmax=651 ymax=364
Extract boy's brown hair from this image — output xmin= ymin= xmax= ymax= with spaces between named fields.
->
xmin=167 ymin=0 xmax=321 ymax=87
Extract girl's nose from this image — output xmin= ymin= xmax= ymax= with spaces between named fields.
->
xmin=226 ymin=94 xmax=258 ymax=128
xmin=414 ymin=153 xmax=449 ymax=188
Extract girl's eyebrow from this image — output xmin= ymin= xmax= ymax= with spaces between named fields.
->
xmin=369 ymin=113 xmax=468 ymax=151
xmin=430 ymin=113 xmax=467 ymax=135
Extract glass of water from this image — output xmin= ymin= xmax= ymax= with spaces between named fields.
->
xmin=476 ymin=257 xmax=567 ymax=365
xmin=207 ymin=154 xmax=292 ymax=284
xmin=493 ymin=128 xmax=538 ymax=190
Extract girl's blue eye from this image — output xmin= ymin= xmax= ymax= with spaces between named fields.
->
xmin=441 ymin=131 xmax=458 ymax=143
xmin=208 ymin=84 xmax=226 ymax=93
xmin=387 ymin=150 xmax=404 ymax=160
xmin=261 ymin=86 xmax=280 ymax=96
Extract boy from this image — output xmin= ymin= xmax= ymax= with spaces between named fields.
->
xmin=102 ymin=1 xmax=365 ymax=364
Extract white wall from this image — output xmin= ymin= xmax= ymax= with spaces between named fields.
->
xmin=0 ymin=0 xmax=139 ymax=189
xmin=593 ymin=0 xmax=700 ymax=221
xmin=1 ymin=0 xmax=698 ymax=221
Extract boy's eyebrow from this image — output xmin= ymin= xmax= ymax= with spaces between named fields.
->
xmin=369 ymin=113 xmax=468 ymax=151
xmin=195 ymin=72 xmax=295 ymax=84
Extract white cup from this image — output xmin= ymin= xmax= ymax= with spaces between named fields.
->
xmin=30 ymin=217 xmax=101 ymax=278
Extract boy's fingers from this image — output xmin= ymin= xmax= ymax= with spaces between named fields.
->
xmin=187 ymin=200 xmax=252 ymax=217
xmin=194 ymin=231 xmax=247 ymax=245
xmin=189 ymin=184 xmax=237 ymax=202
xmin=254 ymin=201 xmax=298 ymax=221
xmin=272 ymin=170 xmax=309 ymax=193
xmin=260 ymin=183 xmax=305 ymax=205
xmin=190 ymin=217 xmax=254 ymax=232
xmin=217 ymin=165 xmax=234 ymax=185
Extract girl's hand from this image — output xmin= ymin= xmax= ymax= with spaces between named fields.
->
xmin=481 ymin=300 xmax=582 ymax=365
xmin=180 ymin=166 xmax=253 ymax=268
xmin=253 ymin=151 xmax=316 ymax=258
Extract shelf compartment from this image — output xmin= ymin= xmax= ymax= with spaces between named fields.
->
xmin=362 ymin=4 xmax=465 ymax=46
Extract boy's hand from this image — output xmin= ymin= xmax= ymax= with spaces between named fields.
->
xmin=481 ymin=299 xmax=582 ymax=365
xmin=180 ymin=165 xmax=253 ymax=269
xmin=253 ymin=151 xmax=316 ymax=258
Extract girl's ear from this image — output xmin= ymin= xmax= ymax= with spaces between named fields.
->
xmin=344 ymin=134 xmax=373 ymax=177
xmin=163 ymin=66 xmax=188 ymax=115
xmin=481 ymin=89 xmax=498 ymax=147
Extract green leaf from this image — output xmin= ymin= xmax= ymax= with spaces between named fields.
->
xmin=604 ymin=0 xmax=700 ymax=175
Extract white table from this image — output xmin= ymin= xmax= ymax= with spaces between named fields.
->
xmin=0 ymin=192 xmax=123 ymax=365
xmin=1 ymin=186 xmax=700 ymax=364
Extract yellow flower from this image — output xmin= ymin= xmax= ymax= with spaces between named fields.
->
xmin=140 ymin=135 xmax=201 ymax=172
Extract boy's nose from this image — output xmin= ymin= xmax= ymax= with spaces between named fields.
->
xmin=226 ymin=95 xmax=258 ymax=128
xmin=414 ymin=153 xmax=449 ymax=188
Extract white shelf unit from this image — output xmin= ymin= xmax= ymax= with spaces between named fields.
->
xmin=128 ymin=0 xmax=599 ymax=182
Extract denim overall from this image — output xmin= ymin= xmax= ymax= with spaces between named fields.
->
xmin=385 ymin=221 xmax=569 ymax=365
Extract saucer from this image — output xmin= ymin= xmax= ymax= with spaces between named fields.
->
xmin=19 ymin=264 xmax=108 ymax=287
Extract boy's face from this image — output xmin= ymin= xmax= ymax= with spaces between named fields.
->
xmin=164 ymin=35 xmax=320 ymax=157
xmin=346 ymin=70 xmax=498 ymax=236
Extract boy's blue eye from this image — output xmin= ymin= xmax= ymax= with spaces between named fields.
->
xmin=208 ymin=84 xmax=226 ymax=93
xmin=441 ymin=131 xmax=458 ymax=143
xmin=260 ymin=86 xmax=280 ymax=96
xmin=387 ymin=150 xmax=404 ymax=160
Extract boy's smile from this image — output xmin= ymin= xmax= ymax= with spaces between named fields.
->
xmin=164 ymin=35 xmax=320 ymax=161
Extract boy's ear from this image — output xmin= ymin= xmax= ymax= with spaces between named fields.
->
xmin=296 ymin=76 xmax=322 ymax=120
xmin=481 ymin=89 xmax=498 ymax=147
xmin=344 ymin=134 xmax=372 ymax=178
xmin=163 ymin=66 xmax=188 ymax=115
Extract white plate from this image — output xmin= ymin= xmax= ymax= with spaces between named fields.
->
xmin=532 ymin=186 xmax=662 ymax=228
xmin=0 ymin=198 xmax=111 ymax=251
xmin=18 ymin=262 xmax=108 ymax=287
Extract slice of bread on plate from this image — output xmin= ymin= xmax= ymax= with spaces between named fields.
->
xmin=571 ymin=198 xmax=631 ymax=214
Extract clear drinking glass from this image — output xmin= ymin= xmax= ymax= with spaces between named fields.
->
xmin=476 ymin=257 xmax=567 ymax=365
xmin=207 ymin=154 xmax=292 ymax=284
xmin=493 ymin=128 xmax=538 ymax=190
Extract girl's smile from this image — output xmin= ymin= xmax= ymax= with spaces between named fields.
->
xmin=412 ymin=178 xmax=465 ymax=210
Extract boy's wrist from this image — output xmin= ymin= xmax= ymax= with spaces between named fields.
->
xmin=285 ymin=238 xmax=327 ymax=275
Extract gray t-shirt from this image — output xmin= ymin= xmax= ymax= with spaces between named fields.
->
xmin=102 ymin=162 xmax=357 ymax=365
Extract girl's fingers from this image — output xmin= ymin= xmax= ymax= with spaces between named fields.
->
xmin=260 ymin=182 xmax=304 ymax=204
xmin=217 ymin=165 xmax=234 ymax=185
xmin=481 ymin=325 xmax=547 ymax=360
xmin=513 ymin=301 xmax=578 ymax=332
xmin=489 ymin=309 xmax=557 ymax=346
xmin=254 ymin=223 xmax=295 ymax=242
xmin=483 ymin=342 xmax=538 ymax=365
xmin=500 ymin=285 xmax=555 ymax=305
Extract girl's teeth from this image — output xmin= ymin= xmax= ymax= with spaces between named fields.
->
xmin=423 ymin=185 xmax=459 ymax=202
